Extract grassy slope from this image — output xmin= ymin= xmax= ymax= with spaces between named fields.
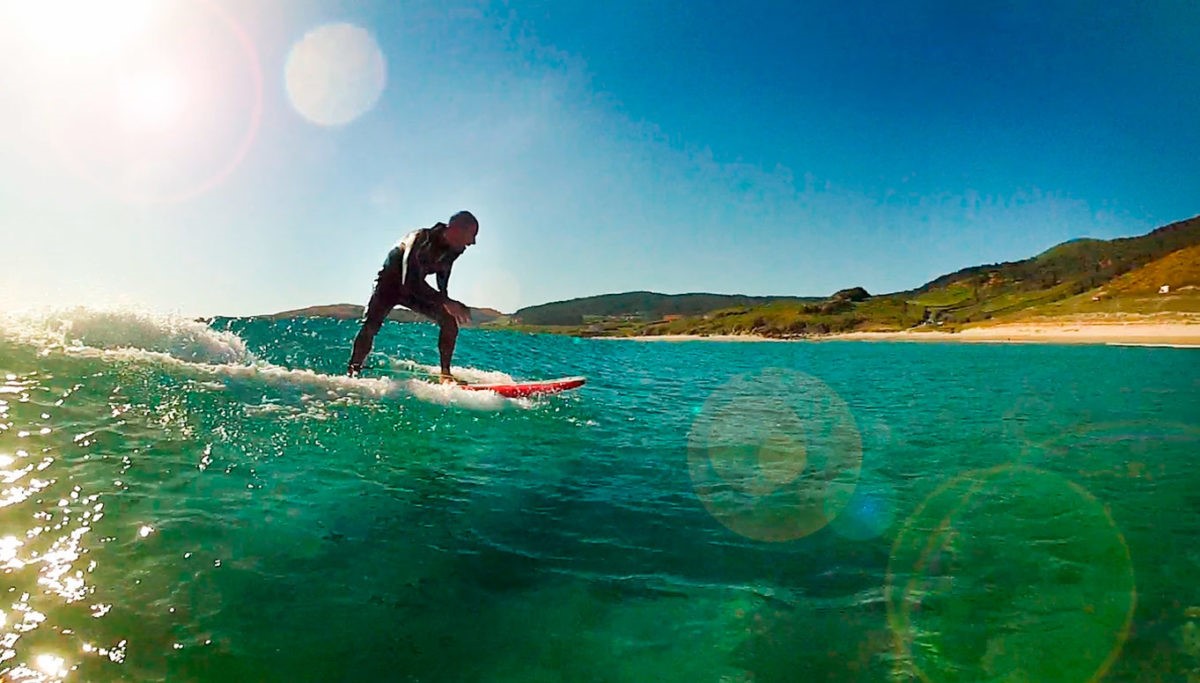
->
xmin=984 ymin=244 xmax=1200 ymax=323
xmin=509 ymin=291 xmax=820 ymax=326
xmin=1101 ymin=243 xmax=1200 ymax=294
xmin=486 ymin=215 xmax=1200 ymax=337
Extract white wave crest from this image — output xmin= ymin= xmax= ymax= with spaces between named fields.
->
xmin=391 ymin=358 xmax=515 ymax=384
xmin=0 ymin=306 xmax=532 ymax=412
xmin=0 ymin=305 xmax=252 ymax=365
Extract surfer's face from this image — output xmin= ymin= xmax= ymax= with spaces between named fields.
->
xmin=445 ymin=221 xmax=478 ymax=250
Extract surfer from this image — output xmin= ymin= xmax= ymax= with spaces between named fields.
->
xmin=346 ymin=210 xmax=478 ymax=383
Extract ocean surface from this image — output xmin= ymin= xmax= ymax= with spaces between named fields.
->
xmin=0 ymin=308 xmax=1197 ymax=682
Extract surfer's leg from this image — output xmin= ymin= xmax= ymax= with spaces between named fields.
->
xmin=403 ymin=298 xmax=462 ymax=382
xmin=347 ymin=285 xmax=398 ymax=376
xmin=435 ymin=310 xmax=460 ymax=378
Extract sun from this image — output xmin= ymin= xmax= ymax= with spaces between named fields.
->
xmin=6 ymin=0 xmax=264 ymax=204
xmin=6 ymin=0 xmax=157 ymax=58
xmin=119 ymin=69 xmax=189 ymax=131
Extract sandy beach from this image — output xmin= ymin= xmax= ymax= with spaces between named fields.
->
xmin=613 ymin=334 xmax=789 ymax=343
xmin=609 ymin=317 xmax=1200 ymax=347
xmin=823 ymin=322 xmax=1200 ymax=346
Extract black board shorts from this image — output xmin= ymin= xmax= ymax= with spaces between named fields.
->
xmin=361 ymin=272 xmax=448 ymax=328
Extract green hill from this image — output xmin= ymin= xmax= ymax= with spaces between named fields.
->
xmin=903 ymin=216 xmax=1200 ymax=318
xmin=492 ymin=214 xmax=1200 ymax=338
xmin=509 ymin=291 xmax=821 ymax=326
xmin=989 ymin=242 xmax=1200 ymax=321
xmin=1102 ymin=243 xmax=1200 ymax=294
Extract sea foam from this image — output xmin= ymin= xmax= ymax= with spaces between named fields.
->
xmin=0 ymin=306 xmax=531 ymax=411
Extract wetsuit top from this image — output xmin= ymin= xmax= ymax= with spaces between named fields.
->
xmin=379 ymin=223 xmax=464 ymax=309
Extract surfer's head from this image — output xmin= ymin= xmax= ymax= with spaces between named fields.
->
xmin=444 ymin=210 xmax=478 ymax=250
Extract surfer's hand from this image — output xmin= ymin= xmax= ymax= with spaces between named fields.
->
xmin=444 ymin=300 xmax=471 ymax=325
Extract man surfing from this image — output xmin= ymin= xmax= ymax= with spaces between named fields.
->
xmin=346 ymin=210 xmax=479 ymax=383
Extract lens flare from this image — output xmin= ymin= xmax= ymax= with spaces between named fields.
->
xmin=37 ymin=0 xmax=262 ymax=204
xmin=285 ymin=22 xmax=387 ymax=127
xmin=117 ymin=69 xmax=188 ymax=131
xmin=827 ymin=476 xmax=896 ymax=541
xmin=886 ymin=464 xmax=1136 ymax=682
xmin=7 ymin=0 xmax=155 ymax=58
xmin=687 ymin=367 xmax=862 ymax=542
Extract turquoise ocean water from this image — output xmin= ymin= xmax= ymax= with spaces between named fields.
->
xmin=0 ymin=308 xmax=1197 ymax=682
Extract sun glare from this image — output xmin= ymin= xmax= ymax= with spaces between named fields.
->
xmin=285 ymin=22 xmax=387 ymax=127
xmin=119 ymin=69 xmax=188 ymax=131
xmin=34 ymin=653 xmax=68 ymax=677
xmin=11 ymin=0 xmax=264 ymax=204
xmin=8 ymin=0 xmax=156 ymax=58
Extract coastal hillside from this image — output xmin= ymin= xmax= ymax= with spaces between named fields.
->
xmin=493 ymin=214 xmax=1200 ymax=337
xmin=897 ymin=215 xmax=1200 ymax=325
xmin=509 ymin=291 xmax=820 ymax=326
xmin=1101 ymin=243 xmax=1200 ymax=294
xmin=914 ymin=216 xmax=1199 ymax=297
xmin=987 ymin=242 xmax=1200 ymax=322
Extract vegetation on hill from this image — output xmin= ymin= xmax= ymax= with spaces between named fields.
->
xmin=487 ymin=214 xmax=1200 ymax=338
xmin=883 ymin=216 xmax=1200 ymax=327
xmin=985 ymin=242 xmax=1200 ymax=322
xmin=909 ymin=217 xmax=1198 ymax=298
xmin=509 ymin=291 xmax=820 ymax=326
xmin=1100 ymin=243 xmax=1200 ymax=294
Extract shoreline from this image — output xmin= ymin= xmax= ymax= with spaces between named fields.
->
xmin=604 ymin=333 xmax=790 ymax=343
xmin=601 ymin=321 xmax=1200 ymax=347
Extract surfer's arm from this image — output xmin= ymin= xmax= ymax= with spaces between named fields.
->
xmin=408 ymin=275 xmax=451 ymax=308
xmin=411 ymin=277 xmax=468 ymax=324
xmin=436 ymin=265 xmax=451 ymax=296
xmin=398 ymin=231 xmax=467 ymax=322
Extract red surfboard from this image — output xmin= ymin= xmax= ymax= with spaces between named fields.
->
xmin=459 ymin=376 xmax=586 ymax=398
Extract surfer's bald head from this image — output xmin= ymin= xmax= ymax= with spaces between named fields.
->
xmin=444 ymin=210 xmax=478 ymax=250
xmin=448 ymin=210 xmax=478 ymax=229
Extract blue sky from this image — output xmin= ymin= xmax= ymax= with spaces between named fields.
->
xmin=2 ymin=0 xmax=1197 ymax=316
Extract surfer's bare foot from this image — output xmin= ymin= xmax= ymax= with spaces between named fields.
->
xmin=439 ymin=373 xmax=466 ymax=386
